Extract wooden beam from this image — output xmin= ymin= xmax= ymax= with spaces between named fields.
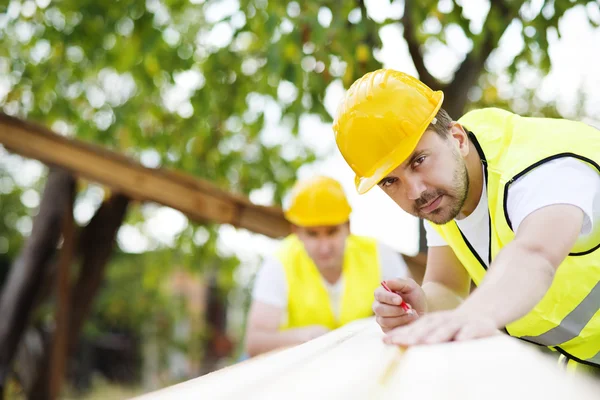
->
xmin=132 ymin=318 xmax=600 ymax=400
xmin=0 ymin=113 xmax=289 ymax=239
xmin=0 ymin=113 xmax=427 ymax=270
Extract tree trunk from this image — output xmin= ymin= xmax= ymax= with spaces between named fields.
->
xmin=26 ymin=194 xmax=129 ymax=399
xmin=0 ymin=169 xmax=75 ymax=399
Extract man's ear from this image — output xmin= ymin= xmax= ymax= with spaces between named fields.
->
xmin=449 ymin=122 xmax=470 ymax=157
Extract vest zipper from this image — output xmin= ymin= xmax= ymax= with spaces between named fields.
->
xmin=464 ymin=131 xmax=493 ymax=270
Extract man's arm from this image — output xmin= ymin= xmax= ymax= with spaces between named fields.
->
xmin=422 ymin=244 xmax=472 ymax=312
xmin=457 ymin=204 xmax=583 ymax=328
xmin=383 ymin=204 xmax=583 ymax=345
xmin=244 ymin=301 xmax=329 ymax=357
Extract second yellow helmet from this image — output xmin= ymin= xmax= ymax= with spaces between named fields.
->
xmin=284 ymin=176 xmax=352 ymax=227
xmin=333 ymin=69 xmax=444 ymax=194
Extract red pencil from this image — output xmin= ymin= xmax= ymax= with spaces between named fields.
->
xmin=381 ymin=281 xmax=412 ymax=313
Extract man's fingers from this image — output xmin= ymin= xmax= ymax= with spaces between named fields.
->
xmin=376 ymin=313 xmax=418 ymax=330
xmin=454 ymin=325 xmax=480 ymax=342
xmin=382 ymin=278 xmax=416 ymax=294
xmin=380 ymin=311 xmax=503 ymax=347
xmin=384 ymin=314 xmax=450 ymax=345
xmin=372 ymin=301 xmax=407 ymax=317
xmin=374 ymin=287 xmax=403 ymax=306
xmin=422 ymin=321 xmax=462 ymax=344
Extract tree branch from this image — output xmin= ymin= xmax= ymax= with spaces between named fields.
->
xmin=444 ymin=0 xmax=525 ymax=117
xmin=402 ymin=0 xmax=439 ymax=89
xmin=356 ymin=0 xmax=383 ymax=64
xmin=67 ymin=193 xmax=130 ymax=358
xmin=357 ymin=0 xmax=376 ymax=47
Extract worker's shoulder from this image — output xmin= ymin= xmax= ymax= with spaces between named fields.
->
xmin=460 ymin=106 xmax=584 ymax=126
xmin=458 ymin=107 xmax=516 ymax=125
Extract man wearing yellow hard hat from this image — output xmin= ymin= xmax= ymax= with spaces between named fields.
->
xmin=333 ymin=69 xmax=600 ymax=371
xmin=244 ymin=175 xmax=411 ymax=357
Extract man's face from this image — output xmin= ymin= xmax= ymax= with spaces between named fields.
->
xmin=377 ymin=126 xmax=469 ymax=224
xmin=294 ymin=223 xmax=350 ymax=270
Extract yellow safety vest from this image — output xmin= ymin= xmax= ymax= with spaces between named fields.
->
xmin=276 ymin=234 xmax=381 ymax=330
xmin=429 ymin=107 xmax=600 ymax=366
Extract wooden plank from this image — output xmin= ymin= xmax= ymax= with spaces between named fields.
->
xmin=0 ymin=113 xmax=289 ymax=239
xmin=132 ymin=320 xmax=372 ymax=400
xmin=132 ymin=318 xmax=600 ymax=400
xmin=384 ymin=336 xmax=600 ymax=399
xmin=244 ymin=323 xmax=402 ymax=400
xmin=0 ymin=113 xmax=427 ymax=269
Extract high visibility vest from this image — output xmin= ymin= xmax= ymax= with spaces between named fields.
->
xmin=276 ymin=234 xmax=381 ymax=330
xmin=430 ymin=107 xmax=600 ymax=366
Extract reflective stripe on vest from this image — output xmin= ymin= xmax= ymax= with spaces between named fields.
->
xmin=520 ymin=282 xmax=600 ymax=346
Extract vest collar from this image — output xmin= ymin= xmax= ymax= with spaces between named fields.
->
xmin=456 ymin=130 xmax=492 ymax=268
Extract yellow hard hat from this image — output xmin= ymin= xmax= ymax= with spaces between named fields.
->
xmin=333 ymin=69 xmax=444 ymax=194
xmin=284 ymin=176 xmax=352 ymax=227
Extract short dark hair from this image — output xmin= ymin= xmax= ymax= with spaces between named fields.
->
xmin=427 ymin=108 xmax=453 ymax=138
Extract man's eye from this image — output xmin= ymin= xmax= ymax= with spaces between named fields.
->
xmin=380 ymin=178 xmax=397 ymax=188
xmin=412 ymin=156 xmax=426 ymax=168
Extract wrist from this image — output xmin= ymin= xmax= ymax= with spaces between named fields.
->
xmin=455 ymin=300 xmax=504 ymax=329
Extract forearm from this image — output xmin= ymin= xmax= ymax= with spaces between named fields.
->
xmin=423 ymin=281 xmax=465 ymax=313
xmin=457 ymin=241 xmax=556 ymax=328
xmin=246 ymin=328 xmax=307 ymax=356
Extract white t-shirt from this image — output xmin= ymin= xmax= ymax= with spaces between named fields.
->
xmin=425 ymin=158 xmax=600 ymax=266
xmin=251 ymin=241 xmax=409 ymax=320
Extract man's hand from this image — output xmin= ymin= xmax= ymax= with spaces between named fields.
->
xmin=373 ymin=279 xmax=426 ymax=332
xmin=382 ymin=309 xmax=501 ymax=345
xmin=296 ymin=325 xmax=330 ymax=343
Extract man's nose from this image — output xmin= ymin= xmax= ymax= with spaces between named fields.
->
xmin=405 ymin=177 xmax=426 ymax=201
xmin=317 ymin=238 xmax=334 ymax=254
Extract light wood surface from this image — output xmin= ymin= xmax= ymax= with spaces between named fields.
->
xmin=133 ymin=318 xmax=600 ymax=400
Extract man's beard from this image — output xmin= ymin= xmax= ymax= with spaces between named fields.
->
xmin=413 ymin=159 xmax=469 ymax=224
